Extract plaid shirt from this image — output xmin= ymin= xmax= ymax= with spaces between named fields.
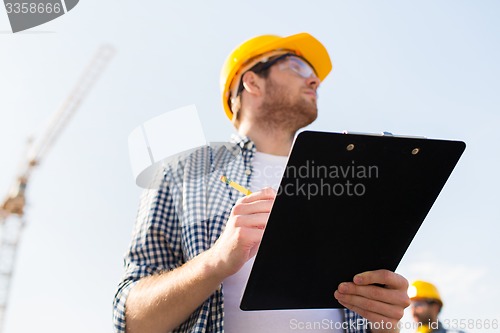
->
xmin=113 ymin=133 xmax=370 ymax=333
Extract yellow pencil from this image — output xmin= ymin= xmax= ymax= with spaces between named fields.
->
xmin=220 ymin=175 xmax=252 ymax=196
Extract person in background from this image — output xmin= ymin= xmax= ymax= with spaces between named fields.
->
xmin=409 ymin=280 xmax=466 ymax=333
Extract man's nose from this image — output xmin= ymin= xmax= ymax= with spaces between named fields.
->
xmin=306 ymin=75 xmax=320 ymax=90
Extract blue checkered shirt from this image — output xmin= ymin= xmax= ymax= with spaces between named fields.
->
xmin=113 ymin=134 xmax=370 ymax=333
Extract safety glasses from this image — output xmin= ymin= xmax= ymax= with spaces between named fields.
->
xmin=234 ymin=53 xmax=317 ymax=97
xmin=277 ymin=56 xmax=317 ymax=79
xmin=411 ymin=300 xmax=437 ymax=308
xmin=255 ymin=53 xmax=317 ymax=79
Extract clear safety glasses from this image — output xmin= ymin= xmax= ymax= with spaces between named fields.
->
xmin=411 ymin=300 xmax=437 ymax=308
xmin=277 ymin=56 xmax=317 ymax=79
xmin=255 ymin=53 xmax=317 ymax=79
xmin=233 ymin=53 xmax=317 ymax=99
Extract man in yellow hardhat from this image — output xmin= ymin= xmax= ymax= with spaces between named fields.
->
xmin=409 ymin=280 xmax=465 ymax=333
xmin=114 ymin=32 xmax=410 ymax=333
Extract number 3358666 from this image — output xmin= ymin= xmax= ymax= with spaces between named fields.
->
xmin=5 ymin=2 xmax=61 ymax=14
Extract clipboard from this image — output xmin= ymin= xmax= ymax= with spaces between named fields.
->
xmin=240 ymin=130 xmax=465 ymax=311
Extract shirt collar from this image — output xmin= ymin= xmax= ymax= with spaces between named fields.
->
xmin=230 ymin=132 xmax=255 ymax=151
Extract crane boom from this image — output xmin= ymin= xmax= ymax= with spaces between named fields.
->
xmin=0 ymin=44 xmax=115 ymax=333
xmin=25 ymin=44 xmax=116 ymax=179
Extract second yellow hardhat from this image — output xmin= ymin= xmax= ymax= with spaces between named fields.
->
xmin=220 ymin=32 xmax=332 ymax=121
xmin=408 ymin=280 xmax=443 ymax=306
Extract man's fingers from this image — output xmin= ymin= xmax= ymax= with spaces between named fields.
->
xmin=338 ymin=282 xmax=391 ymax=302
xmin=232 ymin=213 xmax=270 ymax=229
xmin=231 ymin=199 xmax=274 ymax=216
xmin=336 ymin=299 xmax=401 ymax=329
xmin=335 ymin=274 xmax=411 ymax=326
xmin=353 ymin=270 xmax=409 ymax=290
xmin=334 ymin=289 xmax=404 ymax=320
xmin=336 ymin=282 xmax=410 ymax=309
xmin=239 ymin=225 xmax=266 ymax=244
xmin=237 ymin=187 xmax=276 ymax=203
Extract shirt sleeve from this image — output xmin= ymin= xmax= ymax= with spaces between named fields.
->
xmin=113 ymin=170 xmax=183 ymax=333
xmin=344 ymin=309 xmax=371 ymax=333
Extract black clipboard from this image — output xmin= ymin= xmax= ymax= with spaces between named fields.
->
xmin=240 ymin=130 xmax=465 ymax=311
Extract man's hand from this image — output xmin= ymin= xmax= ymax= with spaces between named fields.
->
xmin=334 ymin=269 xmax=410 ymax=333
xmin=125 ymin=187 xmax=276 ymax=333
xmin=209 ymin=187 xmax=276 ymax=279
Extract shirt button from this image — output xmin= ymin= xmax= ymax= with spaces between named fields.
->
xmin=245 ymin=169 xmax=252 ymax=175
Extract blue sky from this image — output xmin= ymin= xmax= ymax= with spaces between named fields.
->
xmin=1 ymin=1 xmax=499 ymax=332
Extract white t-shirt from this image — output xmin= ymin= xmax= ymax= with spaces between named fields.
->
xmin=223 ymin=151 xmax=344 ymax=332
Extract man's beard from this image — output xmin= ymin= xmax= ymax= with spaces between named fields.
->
xmin=256 ymin=77 xmax=317 ymax=133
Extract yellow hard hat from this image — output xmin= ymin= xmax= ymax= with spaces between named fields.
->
xmin=408 ymin=280 xmax=443 ymax=306
xmin=220 ymin=32 xmax=332 ymax=121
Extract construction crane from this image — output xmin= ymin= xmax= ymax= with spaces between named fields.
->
xmin=0 ymin=45 xmax=115 ymax=332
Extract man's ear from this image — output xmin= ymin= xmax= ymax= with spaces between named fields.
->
xmin=241 ymin=71 xmax=263 ymax=96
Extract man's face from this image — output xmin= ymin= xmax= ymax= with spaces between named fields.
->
xmin=255 ymin=56 xmax=320 ymax=132
xmin=411 ymin=300 xmax=440 ymax=325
